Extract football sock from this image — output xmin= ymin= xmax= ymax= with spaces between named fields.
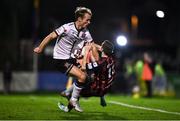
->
xmin=71 ymin=82 xmax=83 ymax=101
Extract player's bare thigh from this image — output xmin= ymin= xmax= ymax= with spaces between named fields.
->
xmin=69 ymin=65 xmax=86 ymax=83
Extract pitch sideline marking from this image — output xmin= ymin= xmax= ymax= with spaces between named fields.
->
xmin=109 ymin=100 xmax=180 ymax=116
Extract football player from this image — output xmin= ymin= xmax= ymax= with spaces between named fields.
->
xmin=59 ymin=40 xmax=115 ymax=112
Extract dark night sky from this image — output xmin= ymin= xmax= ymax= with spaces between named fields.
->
xmin=0 ymin=0 xmax=180 ymax=71
xmin=0 ymin=0 xmax=179 ymax=45
xmin=39 ymin=0 xmax=180 ymax=45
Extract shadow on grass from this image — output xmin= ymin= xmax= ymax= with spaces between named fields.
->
xmin=58 ymin=110 xmax=127 ymax=120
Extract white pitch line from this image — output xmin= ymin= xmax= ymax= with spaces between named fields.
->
xmin=109 ymin=101 xmax=180 ymax=116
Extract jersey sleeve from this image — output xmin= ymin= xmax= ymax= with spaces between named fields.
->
xmin=54 ymin=24 xmax=66 ymax=36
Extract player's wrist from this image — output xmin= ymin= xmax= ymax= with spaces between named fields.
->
xmin=81 ymin=65 xmax=86 ymax=71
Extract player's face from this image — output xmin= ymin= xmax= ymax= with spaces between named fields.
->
xmin=80 ymin=13 xmax=91 ymax=28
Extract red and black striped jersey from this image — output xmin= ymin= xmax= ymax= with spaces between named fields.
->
xmin=82 ymin=57 xmax=115 ymax=96
xmin=89 ymin=56 xmax=115 ymax=96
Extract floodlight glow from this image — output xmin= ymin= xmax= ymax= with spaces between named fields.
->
xmin=156 ymin=10 xmax=165 ymax=18
xmin=116 ymin=35 xmax=127 ymax=46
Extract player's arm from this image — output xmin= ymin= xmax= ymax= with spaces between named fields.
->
xmin=81 ymin=45 xmax=92 ymax=71
xmin=34 ymin=31 xmax=57 ymax=54
xmin=91 ymin=43 xmax=100 ymax=61
xmin=93 ymin=43 xmax=101 ymax=51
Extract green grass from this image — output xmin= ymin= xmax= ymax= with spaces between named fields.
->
xmin=0 ymin=94 xmax=180 ymax=120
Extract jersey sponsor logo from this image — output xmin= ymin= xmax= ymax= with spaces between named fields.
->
xmin=93 ymin=62 xmax=98 ymax=67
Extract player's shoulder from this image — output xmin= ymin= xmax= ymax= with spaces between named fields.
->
xmin=59 ymin=22 xmax=74 ymax=32
xmin=98 ymin=57 xmax=107 ymax=65
xmin=62 ymin=22 xmax=74 ymax=28
xmin=101 ymin=56 xmax=114 ymax=64
xmin=66 ymin=22 xmax=74 ymax=26
xmin=108 ymin=56 xmax=115 ymax=64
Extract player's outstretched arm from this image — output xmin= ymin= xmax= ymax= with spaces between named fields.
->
xmin=93 ymin=43 xmax=101 ymax=51
xmin=91 ymin=43 xmax=100 ymax=61
xmin=34 ymin=31 xmax=57 ymax=54
xmin=81 ymin=44 xmax=92 ymax=71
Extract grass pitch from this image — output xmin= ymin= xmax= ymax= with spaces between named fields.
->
xmin=0 ymin=94 xmax=180 ymax=120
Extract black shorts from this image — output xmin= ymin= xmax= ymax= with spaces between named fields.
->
xmin=53 ymin=58 xmax=77 ymax=75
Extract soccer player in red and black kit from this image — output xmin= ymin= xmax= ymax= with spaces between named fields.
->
xmin=59 ymin=40 xmax=115 ymax=112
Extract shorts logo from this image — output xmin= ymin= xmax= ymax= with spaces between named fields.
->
xmin=65 ymin=62 xmax=70 ymax=68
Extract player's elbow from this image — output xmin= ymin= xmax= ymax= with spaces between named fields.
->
xmin=48 ymin=32 xmax=57 ymax=40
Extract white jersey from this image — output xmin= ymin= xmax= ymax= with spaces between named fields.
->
xmin=53 ymin=22 xmax=93 ymax=59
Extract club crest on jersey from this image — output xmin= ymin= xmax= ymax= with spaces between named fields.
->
xmin=81 ymin=33 xmax=86 ymax=38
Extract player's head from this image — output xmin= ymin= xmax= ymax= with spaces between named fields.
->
xmin=75 ymin=7 xmax=92 ymax=19
xmin=101 ymin=40 xmax=114 ymax=56
xmin=75 ymin=7 xmax=92 ymax=28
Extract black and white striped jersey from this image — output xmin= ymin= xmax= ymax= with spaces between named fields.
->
xmin=53 ymin=22 xmax=93 ymax=59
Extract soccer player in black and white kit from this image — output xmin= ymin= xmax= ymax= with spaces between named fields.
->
xmin=34 ymin=7 xmax=93 ymax=112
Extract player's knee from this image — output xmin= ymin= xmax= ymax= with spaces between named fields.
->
xmin=79 ymin=72 xmax=86 ymax=82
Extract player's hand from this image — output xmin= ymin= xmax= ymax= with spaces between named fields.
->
xmin=81 ymin=66 xmax=86 ymax=72
xmin=34 ymin=47 xmax=42 ymax=54
xmin=85 ymin=42 xmax=93 ymax=50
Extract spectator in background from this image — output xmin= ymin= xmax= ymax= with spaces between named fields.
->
xmin=153 ymin=61 xmax=167 ymax=96
xmin=142 ymin=52 xmax=154 ymax=97
xmin=124 ymin=59 xmax=136 ymax=96
xmin=134 ymin=58 xmax=144 ymax=97
xmin=3 ymin=60 xmax=12 ymax=94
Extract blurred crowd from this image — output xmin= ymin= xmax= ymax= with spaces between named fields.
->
xmin=122 ymin=52 xmax=175 ymax=98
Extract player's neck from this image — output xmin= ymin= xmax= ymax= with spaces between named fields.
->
xmin=75 ymin=21 xmax=83 ymax=31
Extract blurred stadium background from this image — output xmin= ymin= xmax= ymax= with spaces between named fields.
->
xmin=0 ymin=0 xmax=180 ymax=98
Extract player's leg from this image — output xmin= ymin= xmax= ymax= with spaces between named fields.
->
xmin=60 ymin=76 xmax=74 ymax=100
xmin=60 ymin=85 xmax=73 ymax=100
xmin=66 ymin=76 xmax=73 ymax=89
xmin=100 ymin=96 xmax=107 ymax=107
xmin=54 ymin=59 xmax=85 ymax=112
xmin=68 ymin=65 xmax=87 ymax=112
xmin=58 ymin=102 xmax=69 ymax=112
